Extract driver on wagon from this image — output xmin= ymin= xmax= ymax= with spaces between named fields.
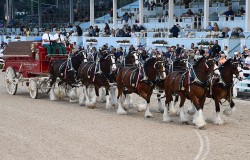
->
xmin=42 ymin=28 xmax=56 ymax=55
xmin=53 ymin=28 xmax=67 ymax=55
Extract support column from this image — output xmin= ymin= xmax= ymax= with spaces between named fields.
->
xmin=69 ymin=0 xmax=74 ymax=24
xmin=6 ymin=0 xmax=9 ymax=24
xmin=56 ymin=0 xmax=59 ymax=8
xmin=113 ymin=0 xmax=117 ymax=29
xmin=139 ymin=0 xmax=143 ymax=25
xmin=90 ymin=0 xmax=95 ymax=26
xmin=245 ymin=0 xmax=250 ymax=32
xmin=203 ymin=0 xmax=209 ymax=30
xmin=38 ymin=0 xmax=42 ymax=28
xmin=11 ymin=0 xmax=14 ymax=20
xmin=31 ymin=0 xmax=34 ymax=15
xmin=168 ymin=0 xmax=174 ymax=30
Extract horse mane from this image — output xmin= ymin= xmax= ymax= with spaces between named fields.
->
xmin=144 ymin=57 xmax=156 ymax=66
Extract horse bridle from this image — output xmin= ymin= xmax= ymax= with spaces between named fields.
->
xmin=153 ymin=59 xmax=166 ymax=80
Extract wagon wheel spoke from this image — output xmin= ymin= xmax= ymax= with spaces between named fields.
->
xmin=29 ymin=79 xmax=38 ymax=99
xmin=5 ymin=67 xmax=18 ymax=95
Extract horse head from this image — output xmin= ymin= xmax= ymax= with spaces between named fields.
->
xmin=100 ymin=54 xmax=117 ymax=74
xmin=144 ymin=57 xmax=166 ymax=81
xmin=193 ymin=56 xmax=216 ymax=84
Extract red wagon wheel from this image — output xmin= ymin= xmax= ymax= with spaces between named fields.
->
xmin=5 ymin=67 xmax=18 ymax=95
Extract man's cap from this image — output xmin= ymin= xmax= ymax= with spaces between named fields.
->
xmin=234 ymin=52 xmax=239 ymax=55
xmin=45 ymin=28 xmax=50 ymax=31
xmin=56 ymin=28 xmax=61 ymax=31
xmin=244 ymin=48 xmax=248 ymax=51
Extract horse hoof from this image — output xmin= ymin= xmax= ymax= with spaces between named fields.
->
xmin=182 ymin=121 xmax=189 ymax=125
xmin=163 ymin=117 xmax=173 ymax=122
xmin=105 ymin=104 xmax=112 ymax=109
xmin=89 ymin=105 xmax=96 ymax=109
xmin=223 ymin=109 xmax=232 ymax=116
xmin=187 ymin=110 xmax=196 ymax=115
xmin=117 ymin=110 xmax=127 ymax=115
xmin=198 ymin=125 xmax=207 ymax=130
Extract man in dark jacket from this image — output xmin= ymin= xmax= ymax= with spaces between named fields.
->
xmin=170 ymin=25 xmax=180 ymax=38
xmin=212 ymin=40 xmax=221 ymax=58
xmin=76 ymin=25 xmax=82 ymax=36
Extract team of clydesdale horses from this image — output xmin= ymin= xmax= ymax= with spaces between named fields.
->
xmin=48 ymin=47 xmax=244 ymax=129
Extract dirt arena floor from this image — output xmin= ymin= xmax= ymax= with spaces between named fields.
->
xmin=0 ymin=71 xmax=249 ymax=160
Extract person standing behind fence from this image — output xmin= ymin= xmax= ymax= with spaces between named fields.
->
xmin=53 ymin=28 xmax=67 ymax=55
xmin=42 ymin=28 xmax=56 ymax=55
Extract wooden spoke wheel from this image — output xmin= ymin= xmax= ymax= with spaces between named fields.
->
xmin=5 ymin=67 xmax=18 ymax=95
xmin=40 ymin=79 xmax=51 ymax=94
xmin=29 ymin=79 xmax=38 ymax=99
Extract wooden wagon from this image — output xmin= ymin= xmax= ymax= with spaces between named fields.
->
xmin=2 ymin=41 xmax=72 ymax=98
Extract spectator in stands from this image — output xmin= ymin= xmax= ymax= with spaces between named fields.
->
xmin=199 ymin=45 xmax=205 ymax=56
xmin=175 ymin=44 xmax=182 ymax=57
xmin=230 ymin=28 xmax=239 ymax=38
xmin=238 ymin=28 xmax=245 ymax=38
xmin=224 ymin=7 xmax=234 ymax=17
xmin=244 ymin=51 xmax=250 ymax=68
xmin=89 ymin=26 xmax=94 ymax=37
xmin=116 ymin=29 xmax=126 ymax=37
xmin=110 ymin=29 xmax=116 ymax=37
xmin=42 ymin=28 xmax=56 ymax=55
xmin=93 ymin=25 xmax=100 ymax=37
xmin=53 ymin=28 xmax=67 ymax=55
xmin=242 ymin=48 xmax=249 ymax=58
xmin=219 ymin=27 xmax=230 ymax=38
xmin=122 ymin=12 xmax=129 ymax=25
xmin=186 ymin=9 xmax=194 ymax=16
xmin=150 ymin=1 xmax=156 ymax=10
xmin=129 ymin=45 xmax=135 ymax=52
xmin=194 ymin=50 xmax=202 ymax=61
xmin=115 ymin=47 xmax=123 ymax=61
xmin=223 ymin=46 xmax=229 ymax=57
xmin=170 ymin=25 xmax=180 ymax=38
xmin=190 ymin=43 xmax=195 ymax=50
xmin=240 ymin=7 xmax=245 ymax=15
xmin=218 ymin=54 xmax=227 ymax=65
xmin=104 ymin=23 xmax=111 ymax=35
xmin=76 ymin=25 xmax=82 ymax=36
xmin=213 ymin=23 xmax=219 ymax=31
xmin=206 ymin=22 xmax=213 ymax=31
xmin=130 ymin=30 xmax=137 ymax=37
xmin=109 ymin=8 xmax=113 ymax=18
xmin=234 ymin=51 xmax=244 ymax=64
xmin=212 ymin=40 xmax=221 ymax=58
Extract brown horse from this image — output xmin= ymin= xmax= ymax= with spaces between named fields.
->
xmin=163 ymin=56 xmax=217 ymax=129
xmin=155 ymin=58 xmax=188 ymax=113
xmin=49 ymin=50 xmax=88 ymax=101
xmin=188 ymin=57 xmax=244 ymax=125
xmin=78 ymin=53 xmax=117 ymax=108
xmin=116 ymin=57 xmax=166 ymax=117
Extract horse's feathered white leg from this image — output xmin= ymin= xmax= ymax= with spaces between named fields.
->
xmin=180 ymin=106 xmax=189 ymax=123
xmin=49 ymin=84 xmax=58 ymax=101
xmin=213 ymin=112 xmax=224 ymax=125
xmin=123 ymin=94 xmax=130 ymax=111
xmin=79 ymin=90 xmax=85 ymax=106
xmin=144 ymin=103 xmax=153 ymax=118
xmin=110 ymin=86 xmax=118 ymax=106
xmin=157 ymin=94 xmax=164 ymax=113
xmin=223 ymin=107 xmax=235 ymax=116
xmin=193 ymin=109 xmax=206 ymax=128
xmin=105 ymin=95 xmax=112 ymax=109
xmin=163 ymin=104 xmax=173 ymax=122
xmin=69 ymin=87 xmax=78 ymax=103
xmin=83 ymin=86 xmax=90 ymax=106
xmin=188 ymin=102 xmax=196 ymax=115
xmin=117 ymin=95 xmax=127 ymax=115
xmin=98 ymin=87 xmax=106 ymax=102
